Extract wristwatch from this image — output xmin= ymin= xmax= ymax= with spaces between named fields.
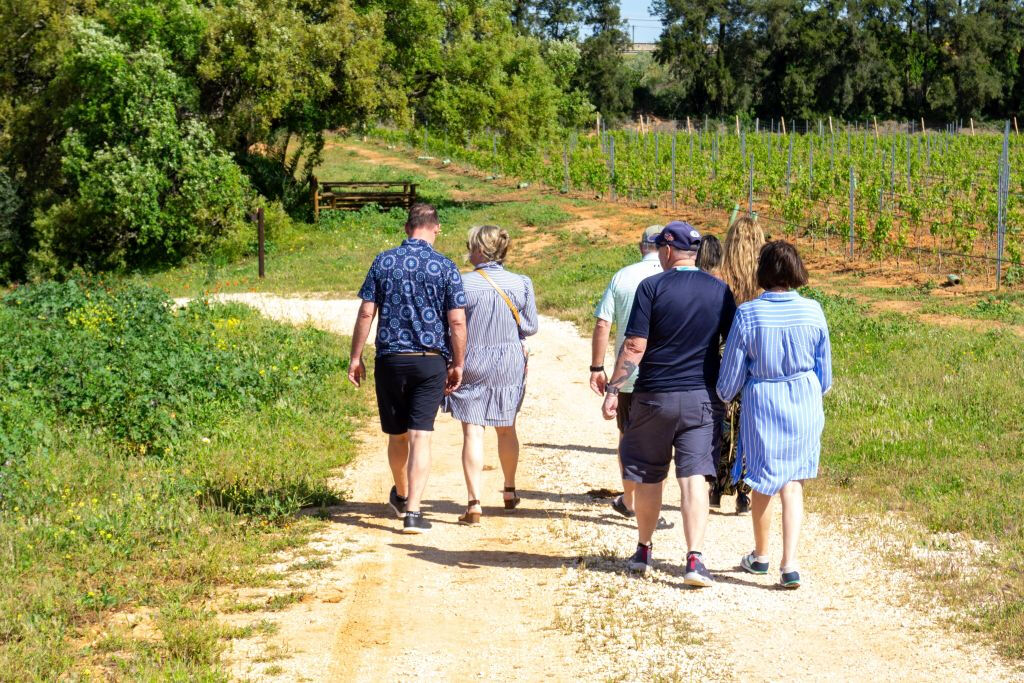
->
xmin=589 ymin=365 xmax=604 ymax=372
xmin=604 ymin=386 xmax=620 ymax=396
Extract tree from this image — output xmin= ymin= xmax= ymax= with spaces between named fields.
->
xmin=575 ymin=0 xmax=633 ymax=120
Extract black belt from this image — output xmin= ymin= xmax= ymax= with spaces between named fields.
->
xmin=392 ymin=351 xmax=441 ymax=356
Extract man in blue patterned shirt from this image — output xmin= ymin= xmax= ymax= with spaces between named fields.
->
xmin=349 ymin=203 xmax=467 ymax=534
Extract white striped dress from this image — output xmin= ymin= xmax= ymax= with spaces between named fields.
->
xmin=446 ymin=262 xmax=539 ymax=427
xmin=716 ymin=291 xmax=832 ymax=495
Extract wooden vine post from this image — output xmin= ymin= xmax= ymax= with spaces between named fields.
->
xmin=780 ymin=116 xmax=787 ymax=135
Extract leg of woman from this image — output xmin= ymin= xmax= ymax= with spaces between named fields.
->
xmin=751 ymin=490 xmax=773 ymax=557
xmin=495 ymin=423 xmax=519 ymax=500
xmin=779 ymin=480 xmax=803 ymax=569
xmin=461 ymin=422 xmax=485 ymax=511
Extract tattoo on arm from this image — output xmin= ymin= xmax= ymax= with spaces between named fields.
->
xmin=609 ymin=361 xmax=637 ymax=388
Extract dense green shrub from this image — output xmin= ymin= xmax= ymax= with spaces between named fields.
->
xmin=0 ymin=279 xmax=370 ymax=676
xmin=0 ymin=280 xmax=339 ymax=461
xmin=29 ymin=20 xmax=252 ymax=276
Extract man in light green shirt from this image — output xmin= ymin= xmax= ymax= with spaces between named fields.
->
xmin=590 ymin=225 xmax=664 ymax=516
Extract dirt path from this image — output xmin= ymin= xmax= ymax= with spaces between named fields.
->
xmin=214 ymin=294 xmax=1021 ymax=682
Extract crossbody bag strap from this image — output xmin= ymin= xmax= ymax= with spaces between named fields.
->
xmin=476 ymin=269 xmax=522 ymax=327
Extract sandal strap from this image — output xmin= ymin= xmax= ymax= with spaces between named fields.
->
xmin=503 ymin=486 xmax=516 ymax=493
xmin=467 ymin=499 xmax=481 ymax=507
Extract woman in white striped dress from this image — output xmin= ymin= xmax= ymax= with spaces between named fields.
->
xmin=447 ymin=226 xmax=538 ymax=525
xmin=716 ymin=241 xmax=832 ymax=589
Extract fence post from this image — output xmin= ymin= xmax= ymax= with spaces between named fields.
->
xmin=786 ymin=133 xmax=793 ymax=194
xmin=609 ymin=136 xmax=616 ymax=202
xmin=257 ymin=206 xmax=265 ymax=279
xmin=997 ymin=120 xmax=1010 ymax=289
xmin=712 ymin=133 xmax=719 ymax=179
xmin=671 ymin=132 xmax=677 ymax=208
xmin=809 ymin=139 xmax=814 ymax=186
xmin=748 ymin=155 xmax=754 ymax=215
xmin=311 ymin=176 xmax=320 ymax=223
xmin=848 ymin=167 xmax=856 ymax=259
xmin=423 ymin=128 xmax=428 ymax=156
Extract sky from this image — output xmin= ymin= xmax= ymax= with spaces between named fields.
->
xmin=619 ymin=0 xmax=663 ymax=43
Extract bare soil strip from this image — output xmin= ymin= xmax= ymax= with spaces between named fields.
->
xmin=213 ymin=294 xmax=1020 ymax=682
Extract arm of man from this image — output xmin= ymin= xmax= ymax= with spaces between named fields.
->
xmin=601 ymin=336 xmax=647 ymax=420
xmin=348 ymin=300 xmax=377 ymax=387
xmin=590 ymin=275 xmax=618 ymax=396
xmin=590 ymin=318 xmax=612 ymax=395
xmin=445 ymin=307 xmax=467 ymax=395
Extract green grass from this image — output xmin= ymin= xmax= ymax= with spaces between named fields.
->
xmin=0 ymin=280 xmax=373 ymax=678
xmin=920 ymin=293 xmax=1024 ymax=326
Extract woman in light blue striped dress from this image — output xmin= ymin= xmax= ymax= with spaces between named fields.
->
xmin=716 ymin=241 xmax=832 ymax=589
xmin=447 ymin=226 xmax=538 ymax=525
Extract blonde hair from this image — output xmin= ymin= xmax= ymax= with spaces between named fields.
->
xmin=720 ymin=216 xmax=765 ymax=305
xmin=467 ymin=225 xmax=510 ymax=263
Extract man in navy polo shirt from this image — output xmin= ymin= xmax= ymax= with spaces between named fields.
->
xmin=601 ymin=221 xmax=736 ymax=586
xmin=349 ymin=203 xmax=467 ymax=534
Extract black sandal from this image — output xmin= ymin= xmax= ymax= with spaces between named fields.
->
xmin=503 ymin=486 xmax=521 ymax=510
xmin=458 ymin=499 xmax=481 ymax=525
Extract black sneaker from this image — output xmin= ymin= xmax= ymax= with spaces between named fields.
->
xmin=735 ymin=492 xmax=751 ymax=514
xmin=780 ymin=570 xmax=801 ymax=589
xmin=683 ymin=552 xmax=714 ymax=587
xmin=709 ymin=484 xmax=722 ymax=509
xmin=740 ymin=552 xmax=769 ymax=575
xmin=611 ymin=494 xmax=635 ymax=519
xmin=402 ymin=511 xmax=431 ymax=534
xmin=627 ymin=542 xmax=653 ymax=573
xmin=388 ymin=486 xmax=407 ymax=518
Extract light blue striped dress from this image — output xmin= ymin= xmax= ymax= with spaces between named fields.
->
xmin=446 ymin=262 xmax=539 ymax=427
xmin=716 ymin=291 xmax=832 ymax=495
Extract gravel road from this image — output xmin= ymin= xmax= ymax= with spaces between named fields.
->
xmin=209 ymin=293 xmax=1020 ymax=682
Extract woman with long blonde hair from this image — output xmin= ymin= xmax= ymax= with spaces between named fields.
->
xmin=712 ymin=215 xmax=765 ymax=513
xmin=720 ymin=216 xmax=765 ymax=305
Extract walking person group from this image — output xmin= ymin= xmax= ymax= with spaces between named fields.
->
xmin=349 ymin=202 xmax=831 ymax=589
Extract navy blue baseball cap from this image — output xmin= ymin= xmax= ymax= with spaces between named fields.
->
xmin=654 ymin=221 xmax=702 ymax=251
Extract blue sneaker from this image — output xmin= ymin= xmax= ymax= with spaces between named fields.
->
xmin=740 ymin=552 xmax=769 ymax=575
xmin=388 ymin=486 xmax=407 ymax=518
xmin=683 ymin=552 xmax=714 ymax=587
xmin=780 ymin=570 xmax=801 ymax=589
xmin=627 ymin=542 xmax=652 ymax=573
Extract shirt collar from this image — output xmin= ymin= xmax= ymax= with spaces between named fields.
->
xmin=641 ymin=252 xmax=661 ymax=263
xmin=761 ymin=290 xmax=799 ymax=300
xmin=674 ymin=265 xmax=699 ymax=272
xmin=402 ymin=238 xmax=432 ymax=250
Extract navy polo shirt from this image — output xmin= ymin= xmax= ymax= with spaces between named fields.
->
xmin=358 ymin=238 xmax=466 ymax=360
xmin=624 ymin=267 xmax=737 ymax=393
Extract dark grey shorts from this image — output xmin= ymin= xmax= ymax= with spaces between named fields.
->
xmin=619 ymin=389 xmax=722 ymax=484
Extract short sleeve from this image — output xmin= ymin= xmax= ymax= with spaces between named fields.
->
xmin=594 ymin=275 xmax=617 ymax=321
xmin=624 ymin=279 xmax=654 ymax=339
xmin=444 ymin=264 xmax=466 ymax=310
xmin=358 ymin=255 xmax=381 ymax=303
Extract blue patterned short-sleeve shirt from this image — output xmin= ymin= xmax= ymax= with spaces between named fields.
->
xmin=358 ymin=238 xmax=467 ymax=360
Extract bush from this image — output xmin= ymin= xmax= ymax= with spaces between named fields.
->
xmin=28 ymin=20 xmax=252 ymax=276
xmin=0 ymin=279 xmax=371 ymax=676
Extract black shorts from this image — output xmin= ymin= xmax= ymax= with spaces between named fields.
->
xmin=374 ymin=354 xmax=447 ymax=434
xmin=616 ymin=391 xmax=633 ymax=433
xmin=619 ymin=389 xmax=723 ymax=484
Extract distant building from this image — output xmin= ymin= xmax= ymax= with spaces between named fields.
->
xmin=623 ymin=42 xmax=657 ymax=54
